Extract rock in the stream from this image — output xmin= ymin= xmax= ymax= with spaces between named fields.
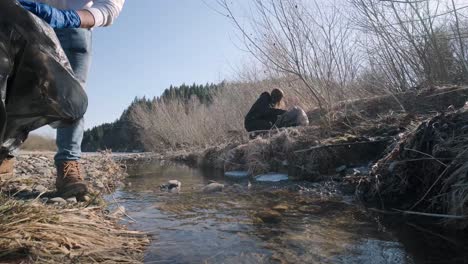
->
xmin=160 ymin=180 xmax=181 ymax=193
xmin=255 ymin=210 xmax=282 ymax=223
xmin=272 ymin=204 xmax=289 ymax=212
xmin=49 ymin=197 xmax=67 ymax=205
xmin=202 ymin=183 xmax=224 ymax=193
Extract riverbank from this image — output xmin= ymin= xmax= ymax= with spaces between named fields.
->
xmin=165 ymin=86 xmax=468 ymax=230
xmin=0 ymin=152 xmax=150 ymax=263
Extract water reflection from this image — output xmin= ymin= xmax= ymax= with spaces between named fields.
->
xmin=110 ymin=161 xmax=459 ymax=264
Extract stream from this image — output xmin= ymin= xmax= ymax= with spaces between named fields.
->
xmin=109 ymin=161 xmax=468 ymax=264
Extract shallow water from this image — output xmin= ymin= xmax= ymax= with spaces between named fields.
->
xmin=110 ymin=161 xmax=468 ymax=264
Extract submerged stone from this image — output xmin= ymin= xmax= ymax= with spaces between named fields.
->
xmin=202 ymin=183 xmax=224 ymax=193
xmin=255 ymin=173 xmax=289 ymax=182
xmin=272 ymin=204 xmax=289 ymax=212
xmin=255 ymin=209 xmax=282 ymax=223
xmin=224 ymin=171 xmax=249 ymax=178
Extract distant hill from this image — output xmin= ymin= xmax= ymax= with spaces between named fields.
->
xmin=82 ymin=82 xmax=222 ymax=152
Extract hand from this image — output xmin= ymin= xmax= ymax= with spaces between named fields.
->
xmin=18 ymin=0 xmax=81 ymax=29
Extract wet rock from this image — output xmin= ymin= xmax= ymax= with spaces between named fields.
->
xmin=297 ymin=205 xmax=322 ymax=214
xmin=272 ymin=204 xmax=289 ymax=212
xmin=160 ymin=180 xmax=181 ymax=193
xmin=353 ymin=168 xmax=362 ymax=176
xmin=66 ymin=197 xmax=77 ymax=204
xmin=202 ymin=183 xmax=224 ymax=193
xmin=255 ymin=210 xmax=282 ymax=223
xmin=49 ymin=197 xmax=67 ymax=205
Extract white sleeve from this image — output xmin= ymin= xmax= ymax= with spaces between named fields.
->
xmin=85 ymin=0 xmax=125 ymax=27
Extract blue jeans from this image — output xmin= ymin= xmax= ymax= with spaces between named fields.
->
xmin=54 ymin=29 xmax=92 ymax=163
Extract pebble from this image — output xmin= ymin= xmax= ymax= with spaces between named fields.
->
xmin=34 ymin=185 xmax=48 ymax=193
xmin=202 ymin=183 xmax=224 ymax=193
xmin=95 ymin=181 xmax=105 ymax=189
xmin=49 ymin=197 xmax=67 ymax=205
xmin=272 ymin=204 xmax=289 ymax=212
xmin=352 ymin=169 xmax=362 ymax=176
xmin=66 ymin=197 xmax=77 ymax=204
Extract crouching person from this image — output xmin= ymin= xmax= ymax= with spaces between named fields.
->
xmin=244 ymin=89 xmax=309 ymax=138
xmin=244 ymin=89 xmax=287 ymax=136
xmin=0 ymin=0 xmax=124 ymax=201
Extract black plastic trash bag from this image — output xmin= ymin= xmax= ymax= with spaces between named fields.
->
xmin=0 ymin=0 xmax=88 ymax=159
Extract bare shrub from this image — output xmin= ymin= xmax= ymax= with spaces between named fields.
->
xmin=216 ymin=0 xmax=362 ymax=117
xmin=129 ymin=0 xmax=468 ymax=151
xmin=351 ymin=0 xmax=468 ymax=90
xmin=128 ymin=78 xmax=316 ymax=150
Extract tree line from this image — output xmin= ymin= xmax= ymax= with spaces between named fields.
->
xmin=82 ymin=83 xmax=221 ymax=152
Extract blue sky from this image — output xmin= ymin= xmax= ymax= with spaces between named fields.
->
xmin=38 ymin=0 xmax=248 ymax=136
xmin=87 ymin=0 xmax=248 ymax=128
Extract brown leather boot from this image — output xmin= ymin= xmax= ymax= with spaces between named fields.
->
xmin=0 ymin=158 xmax=14 ymax=180
xmin=56 ymin=161 xmax=88 ymax=199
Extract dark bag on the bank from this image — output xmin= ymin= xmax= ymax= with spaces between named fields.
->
xmin=0 ymin=0 xmax=87 ymax=159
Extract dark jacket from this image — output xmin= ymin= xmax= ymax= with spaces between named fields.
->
xmin=244 ymin=92 xmax=286 ymax=132
xmin=0 ymin=0 xmax=87 ymax=159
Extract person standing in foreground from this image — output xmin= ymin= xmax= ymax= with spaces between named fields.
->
xmin=18 ymin=0 xmax=125 ymax=199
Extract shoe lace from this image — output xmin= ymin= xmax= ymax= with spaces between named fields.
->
xmin=63 ymin=162 xmax=82 ymax=180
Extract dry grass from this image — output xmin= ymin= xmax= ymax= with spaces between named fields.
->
xmin=129 ymin=79 xmax=318 ymax=150
xmin=21 ymin=134 xmax=56 ymax=151
xmin=0 ymin=196 xmax=149 ymax=263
